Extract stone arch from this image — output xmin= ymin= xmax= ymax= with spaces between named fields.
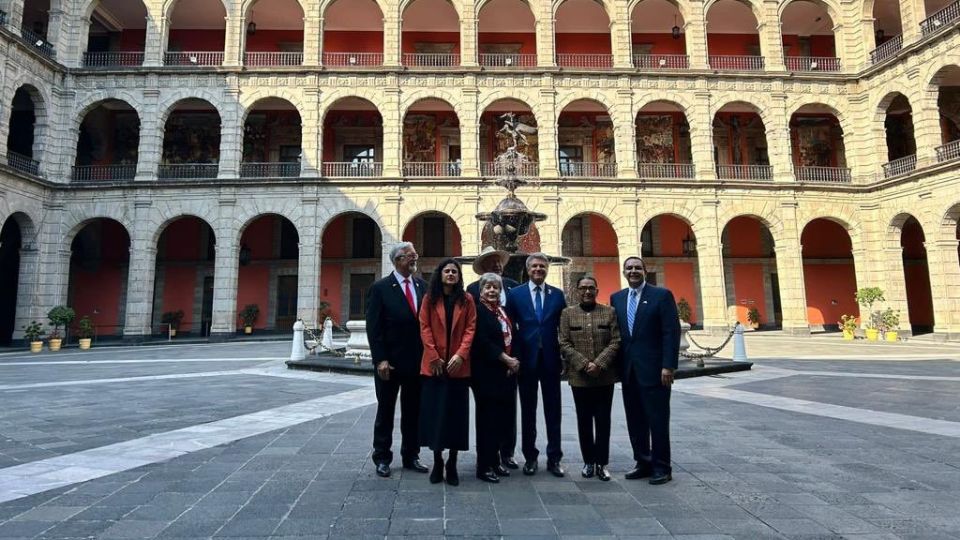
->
xmin=925 ymin=61 xmax=960 ymax=91
xmin=555 ymin=94 xmax=618 ymax=121
xmin=158 ymin=93 xmax=228 ymax=125
xmin=787 ymin=99 xmax=848 ymax=126
xmin=150 ymin=213 xmax=218 ymax=247
xmin=703 ymin=0 xmax=764 ymax=24
xmin=797 ymin=210 xmax=862 ymax=247
xmin=318 ymin=202 xmax=391 ymax=239
xmin=241 ymin=0 xmax=310 ymax=16
xmin=400 ymin=92 xmax=465 ymax=121
xmin=551 ymin=0 xmax=614 ymax=18
xmin=319 ymin=0 xmax=386 ymax=16
xmin=320 ymin=92 xmax=387 ymax=123
xmin=400 ymin=197 xmax=475 ymax=239
xmin=635 ymin=96 xmax=695 ymax=118
xmin=718 ymin=205 xmax=785 ymax=241
xmin=62 ymin=209 xmax=135 ymax=247
xmin=777 ymin=0 xmax=841 ymax=30
xmin=938 ymin=201 xmax=960 ymax=242
xmin=398 ymin=0 xmax=462 ymax=18
xmin=558 ymin=199 xmax=633 ymax=237
xmin=627 ymin=0 xmax=691 ymax=27
xmin=713 ymin=98 xmax=774 ymax=129
xmin=235 ymin=205 xmax=306 ymax=244
xmin=477 ymin=92 xmax=540 ymax=114
xmin=6 ymin=83 xmax=50 ymax=164
xmin=874 ymin=88 xmax=917 ymax=122
xmin=161 ymin=0 xmax=230 ymax=19
xmin=240 ymin=91 xmax=305 ymax=120
xmin=476 ymin=0 xmax=540 ymax=22
xmin=73 ymin=93 xmax=145 ymax=126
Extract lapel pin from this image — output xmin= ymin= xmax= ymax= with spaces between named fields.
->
xmin=642 ymin=300 xmax=648 ymax=304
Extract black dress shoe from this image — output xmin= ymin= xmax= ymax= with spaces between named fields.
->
xmin=476 ymin=470 xmax=500 ymax=483
xmin=649 ymin=472 xmax=672 ymax=485
xmin=546 ymin=461 xmax=566 ymax=478
xmin=495 ymin=464 xmax=511 ymax=477
xmin=596 ymin=465 xmax=611 ymax=482
xmin=624 ymin=464 xmax=652 ymax=480
xmin=375 ymin=463 xmax=391 ymax=478
xmin=403 ymin=459 xmax=429 ymax=473
xmin=501 ymin=456 xmax=519 ymax=469
xmin=445 ymin=463 xmax=460 ymax=486
xmin=429 ymin=460 xmax=444 ymax=484
xmin=522 ymin=460 xmax=538 ymax=476
xmin=581 ymin=463 xmax=595 ymax=478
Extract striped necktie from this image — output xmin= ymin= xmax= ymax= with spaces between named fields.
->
xmin=627 ymin=289 xmax=638 ymax=336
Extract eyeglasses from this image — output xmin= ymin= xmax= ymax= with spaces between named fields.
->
xmin=577 ymin=286 xmax=597 ymax=291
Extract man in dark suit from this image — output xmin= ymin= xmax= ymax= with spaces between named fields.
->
xmin=466 ymin=246 xmax=520 ymax=471
xmin=366 ymin=241 xmax=429 ymax=478
xmin=506 ymin=252 xmax=567 ymax=477
xmin=610 ymin=257 xmax=681 ymax=485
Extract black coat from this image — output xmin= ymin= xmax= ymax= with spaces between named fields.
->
xmin=365 ymin=274 xmax=428 ymax=376
xmin=470 ymin=304 xmax=517 ymax=399
xmin=610 ymin=284 xmax=681 ymax=386
xmin=466 ymin=277 xmax=519 ymax=308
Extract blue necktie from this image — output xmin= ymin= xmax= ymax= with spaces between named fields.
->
xmin=534 ymin=286 xmax=543 ymax=322
xmin=627 ymin=289 xmax=638 ymax=336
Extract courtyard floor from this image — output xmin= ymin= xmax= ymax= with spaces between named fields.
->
xmin=0 ymin=337 xmax=958 ymax=539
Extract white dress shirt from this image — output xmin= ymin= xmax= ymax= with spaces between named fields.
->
xmin=528 ymin=280 xmax=548 ymax=308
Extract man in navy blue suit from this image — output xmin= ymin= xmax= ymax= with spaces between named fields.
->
xmin=506 ymin=253 xmax=567 ymax=477
xmin=610 ymin=257 xmax=680 ymax=485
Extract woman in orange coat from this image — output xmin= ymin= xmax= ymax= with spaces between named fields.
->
xmin=418 ymin=258 xmax=477 ymax=486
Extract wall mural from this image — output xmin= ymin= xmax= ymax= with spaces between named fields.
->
xmin=793 ymin=119 xmax=835 ymax=167
xmin=163 ymin=113 xmax=221 ymax=164
xmin=403 ymin=114 xmax=438 ymax=162
xmin=636 ymin=115 xmax=674 ymax=163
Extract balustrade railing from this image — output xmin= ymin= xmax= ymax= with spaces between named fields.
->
xmin=716 ymin=164 xmax=773 ymax=180
xmin=785 ymin=56 xmax=841 ymax=72
xmin=794 ymin=166 xmax=852 ymax=183
xmin=18 ymin=27 xmax=54 ymax=59
xmin=323 ymin=52 xmax=383 ymax=67
xmin=479 ymin=53 xmax=536 ymax=68
xmin=6 ymin=152 xmax=40 ymax=176
xmin=163 ymin=51 xmax=224 ymax=66
xmin=481 ymin=162 xmax=539 ymax=177
xmin=158 ymin=163 xmax=219 ymax=179
xmin=402 ymin=53 xmax=459 ymax=67
xmin=322 ymin=162 xmax=382 ymax=177
xmin=633 ymin=54 xmax=689 ymax=69
xmin=881 ymin=154 xmax=917 ymax=178
xmin=83 ymin=51 xmax=144 ymax=67
xmin=921 ymin=0 xmax=960 ymax=36
xmin=936 ymin=139 xmax=960 ymax=163
xmin=72 ymin=164 xmax=137 ymax=182
xmin=403 ymin=162 xmax=462 ymax=177
xmin=240 ymin=162 xmax=301 ymax=178
xmin=244 ymin=51 xmax=303 ymax=67
xmin=869 ymin=35 xmax=903 ymax=65
xmin=556 ymin=54 xmax=614 ymax=69
xmin=638 ymin=162 xmax=695 ymax=179
xmin=559 ymin=162 xmax=617 ymax=177
xmin=709 ymin=55 xmax=764 ymax=70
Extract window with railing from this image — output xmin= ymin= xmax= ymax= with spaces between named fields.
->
xmin=479 ymin=53 xmax=536 ymax=68
xmin=556 ymin=54 xmax=613 ymax=69
xmin=158 ymin=163 xmax=219 ymax=180
xmin=402 ymin=53 xmax=459 ymax=67
xmin=715 ymin=164 xmax=773 ymax=180
xmin=709 ymin=55 xmax=764 ymax=70
xmin=322 ymin=162 xmax=382 ymax=177
xmin=323 ymin=52 xmax=383 ymax=67
xmin=921 ymin=0 xmax=960 ymax=36
xmin=881 ymin=154 xmax=917 ymax=178
xmin=239 ymin=162 xmax=301 ymax=178
xmin=794 ymin=166 xmax=851 ymax=183
xmin=71 ymin=164 xmax=137 ymax=182
xmin=637 ymin=163 xmax=695 ymax=179
xmin=244 ymin=52 xmax=303 ymax=67
xmin=869 ymin=35 xmax=903 ymax=65
xmin=403 ymin=162 xmax=462 ymax=177
xmin=633 ymin=54 xmax=689 ymax=69
xmin=163 ymin=52 xmax=224 ymax=66
xmin=785 ymin=56 xmax=841 ymax=72
xmin=82 ymin=51 xmax=144 ymax=67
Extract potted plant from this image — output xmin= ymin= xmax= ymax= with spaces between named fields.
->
xmin=880 ymin=308 xmax=900 ymax=342
xmin=161 ymin=310 xmax=185 ymax=337
xmin=838 ymin=314 xmax=857 ymax=340
xmin=239 ymin=304 xmax=259 ymax=334
xmin=746 ymin=307 xmax=761 ymax=330
xmin=47 ymin=305 xmax=75 ymax=352
xmin=23 ymin=321 xmax=44 ymax=353
xmin=855 ymin=287 xmax=885 ymax=341
xmin=76 ymin=316 xmax=94 ymax=350
xmin=677 ymin=298 xmax=692 ymax=324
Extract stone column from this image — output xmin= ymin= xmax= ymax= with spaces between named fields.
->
xmin=757 ymin=1 xmax=784 ymax=71
xmin=59 ymin=12 xmax=88 ymax=67
xmin=218 ymin=89 xmax=242 ymax=179
xmin=536 ymin=17 xmax=556 ymax=67
xmin=122 ymin=203 xmax=158 ymax=340
xmin=5 ymin=0 xmax=23 ymax=37
xmin=842 ymin=93 xmax=872 ymax=182
xmin=685 ymin=4 xmax=709 ymax=69
xmin=460 ymin=16 xmax=478 ymax=67
xmin=610 ymin=16 xmax=632 ymax=69
xmin=767 ymin=92 xmax=794 ymax=182
xmin=857 ymin=17 xmax=876 ymax=65
xmin=691 ymin=91 xmax=716 ymax=181
xmin=381 ymin=240 xmax=397 ymax=278
xmin=381 ymin=85 xmax=402 ymax=177
xmin=45 ymin=7 xmax=65 ymax=56
xmin=11 ymin=244 xmax=41 ymax=341
xmin=695 ymin=201 xmax=728 ymax=333
xmin=301 ymin=86 xmax=321 ymax=177
xmin=900 ymin=0 xmax=925 ymax=43
xmin=304 ymin=16 xmax=322 ymax=66
xmin=926 ymin=239 xmax=960 ymax=338
xmin=210 ymin=202 xmax=239 ymax=339
xmin=296 ymin=192 xmax=320 ymax=328
xmin=913 ymin=95 xmax=943 ymax=165
xmin=143 ymin=15 xmax=164 ymax=67
xmin=43 ymin=87 xmax=74 ymax=181
xmin=223 ymin=15 xmax=244 ymax=67
xmin=136 ymin=87 xmax=161 ymax=180
xmin=614 ymin=85 xmax=636 ymax=178
xmin=774 ymin=203 xmax=810 ymax=334
xmin=383 ymin=13 xmax=401 ymax=67
xmin=460 ymin=84 xmax=481 ymax=178
xmin=15 ymin=204 xmax=71 ymax=338
xmin=536 ymin=85 xmax=559 ymax=178
xmin=833 ymin=23 xmax=852 ymax=71
xmin=880 ymin=245 xmax=913 ymax=334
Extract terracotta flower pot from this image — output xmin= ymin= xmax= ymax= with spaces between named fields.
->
xmin=170 ymin=328 xmax=177 ymax=337
xmin=244 ymin=326 xmax=252 ymax=334
xmin=885 ymin=331 xmax=898 ymax=342
xmin=29 ymin=341 xmax=42 ymax=353
xmin=79 ymin=338 xmax=92 ymax=350
xmin=865 ymin=328 xmax=879 ymax=341
xmin=842 ymin=330 xmax=855 ymax=340
xmin=48 ymin=338 xmax=62 ymax=352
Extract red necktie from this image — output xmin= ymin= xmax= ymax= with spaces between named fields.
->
xmin=403 ymin=279 xmax=416 ymax=315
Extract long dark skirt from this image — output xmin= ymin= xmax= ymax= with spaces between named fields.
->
xmin=419 ymin=376 xmax=470 ymax=451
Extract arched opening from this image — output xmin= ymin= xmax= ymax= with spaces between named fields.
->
xmin=322 ymin=0 xmax=384 ymax=66
xmin=562 ymin=213 xmax=620 ymax=302
xmin=0 ymin=214 xmax=27 ymax=345
xmin=921 ymin=0 xmax=958 ymax=35
xmin=160 ymin=98 xmax=221 ymax=179
xmin=237 ymin=214 xmax=300 ymax=333
xmin=706 ymin=0 xmax=763 ymax=70
xmin=713 ymin=102 xmax=770 ymax=179
xmin=881 ymin=93 xmax=917 ymax=178
xmin=73 ymin=99 xmax=140 ymax=182
xmin=801 ymin=219 xmax=857 ymax=330
xmin=21 ymin=0 xmax=54 ymax=56
xmin=152 ymin=217 xmax=216 ymax=337
xmin=402 ymin=98 xmax=461 ymax=177
xmin=6 ymin=86 xmax=43 ymax=175
xmin=243 ymin=0 xmax=304 ymax=66
xmin=320 ymin=212 xmax=382 ymax=322
xmin=933 ymin=65 xmax=960 ymax=162
xmin=480 ymin=98 xmax=539 ymax=176
xmin=402 ymin=212 xmax=462 ymax=281
xmin=555 ymin=0 xmax=612 ymax=68
xmin=790 ymin=104 xmax=849 ymax=182
xmin=69 ymin=219 xmax=131 ymax=339
xmin=721 ymin=216 xmax=781 ymax=329
xmin=164 ymin=0 xmax=227 ymax=66
xmin=83 ymin=0 xmax=147 ymax=67
xmin=478 ymin=0 xmax=536 ymax=67
xmin=557 ymin=99 xmax=616 ymax=177
xmin=870 ymin=0 xmax=902 ymax=63
xmin=630 ymin=0 xmax=688 ymax=68
xmin=899 ymin=216 xmax=934 ymax=334
xmin=401 ymin=0 xmax=460 ymax=67
xmin=242 ymin=98 xmax=302 ymax=178
xmin=635 ymin=100 xmax=693 ymax=178
xmin=781 ymin=0 xmax=839 ymax=71
xmin=639 ymin=214 xmax=701 ymax=327
xmin=322 ymin=97 xmax=383 ymax=177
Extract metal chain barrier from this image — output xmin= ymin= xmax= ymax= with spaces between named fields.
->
xmin=302 ymin=322 xmax=345 ymax=357
xmin=682 ymin=327 xmax=736 ymax=360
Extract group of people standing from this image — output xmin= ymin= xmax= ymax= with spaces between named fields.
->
xmin=366 ymin=242 xmax=681 ymax=486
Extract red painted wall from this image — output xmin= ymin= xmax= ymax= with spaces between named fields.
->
xmin=401 ymin=32 xmax=461 ymax=54
xmin=160 ymin=266 xmax=199 ymax=329
xmin=69 ymin=220 xmax=130 ymax=336
xmin=706 ymin=33 xmax=760 ymax=56
xmin=658 ymin=215 xmax=693 ymax=257
xmin=236 ymin=266 xmax=270 ymax=329
xmin=156 ymin=218 xmax=205 ymax=331
xmin=663 ymin=262 xmax=697 ymax=324
xmin=322 ymin=111 xmax=382 ymax=162
xmin=324 ymin=31 xmax=384 ymax=53
xmin=162 ymin=218 xmax=203 ymax=260
xmin=802 ymin=263 xmax=858 ymax=325
xmin=320 ymin=216 xmax=348 ymax=324
xmin=593 ymin=262 xmax=621 ymax=305
xmin=901 ymin=218 xmax=934 ymax=327
xmin=478 ymin=32 xmax=536 ymax=53
xmin=781 ymin=35 xmax=836 ymax=57
xmin=167 ymin=30 xmax=226 ymax=51
xmin=555 ymin=33 xmax=611 ymax=54
xmin=725 ymin=217 xmax=765 ymax=257
xmin=631 ymin=34 xmax=687 ymax=54
xmin=588 ymin=215 xmax=618 ymax=257
xmin=732 ymin=263 xmax=766 ymax=325
xmin=245 ymin=30 xmax=305 ymax=51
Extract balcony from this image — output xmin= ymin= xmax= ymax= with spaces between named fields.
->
xmin=82 ymin=51 xmax=145 ymax=68
xmin=323 ymin=52 xmax=383 ymax=67
xmin=638 ymin=162 xmax=695 ymax=179
xmin=239 ymin=162 xmax=301 ymax=178
xmin=785 ymin=56 xmax=841 ymax=72
xmin=559 ymin=162 xmax=617 ymax=178
xmin=403 ymin=162 xmax=462 ymax=177
xmin=794 ymin=166 xmax=852 ymax=183
xmin=402 ymin=53 xmax=459 ymax=68
xmin=869 ymin=35 xmax=903 ymax=65
xmin=633 ymin=54 xmax=689 ymax=70
xmin=6 ymin=152 xmax=40 ymax=176
xmin=709 ymin=55 xmax=764 ymax=71
xmin=158 ymin=163 xmax=219 ymax=180
xmin=479 ymin=53 xmax=536 ymax=68
xmin=716 ymin=164 xmax=773 ymax=180
xmin=0 ymin=10 xmax=7 ymax=27
xmin=322 ymin=162 xmax=382 ymax=177
xmin=881 ymin=154 xmax=917 ymax=178
xmin=936 ymin=139 xmax=960 ymax=163
xmin=921 ymin=0 xmax=960 ymax=36
xmin=163 ymin=52 xmax=224 ymax=67
xmin=481 ymin=162 xmax=539 ymax=178
xmin=244 ymin=52 xmax=303 ymax=67
xmin=17 ymin=27 xmax=55 ymax=59
xmin=556 ymin=54 xmax=614 ymax=69
xmin=72 ymin=165 xmax=137 ymax=182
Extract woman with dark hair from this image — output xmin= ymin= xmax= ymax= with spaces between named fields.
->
xmin=418 ymin=258 xmax=477 ymax=485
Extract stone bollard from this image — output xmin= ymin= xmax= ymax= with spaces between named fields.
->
xmin=320 ymin=317 xmax=334 ymax=351
xmin=290 ymin=320 xmax=307 ymax=361
xmin=344 ymin=320 xmax=372 ymax=365
xmin=732 ymin=322 xmax=748 ymax=361
xmin=679 ymin=320 xmax=691 ymax=356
